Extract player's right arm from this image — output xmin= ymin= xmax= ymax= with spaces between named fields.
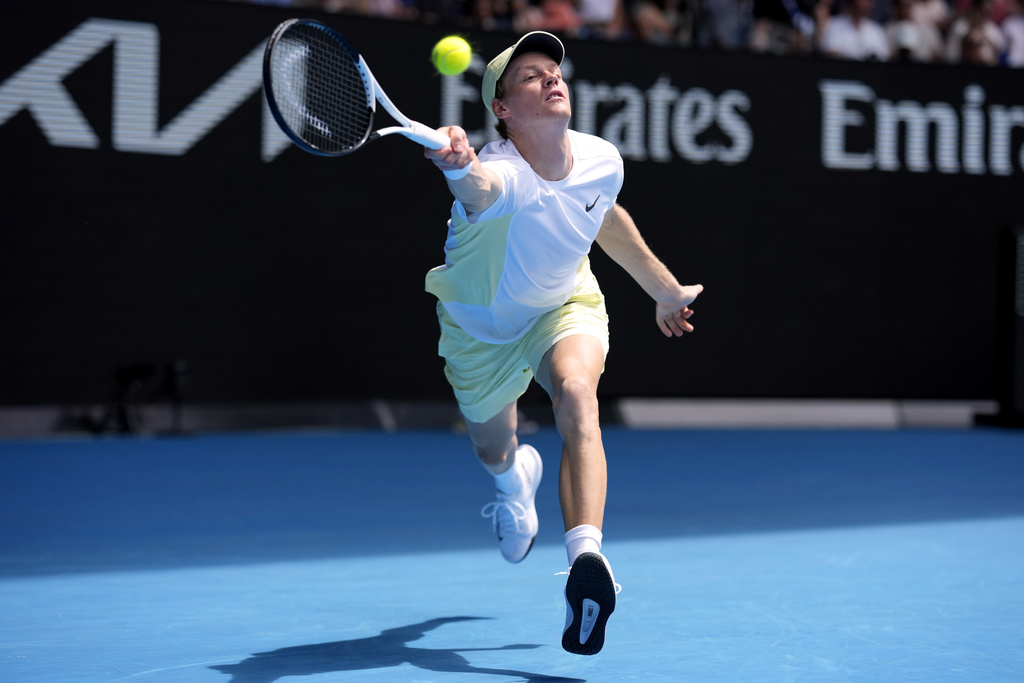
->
xmin=425 ymin=125 xmax=501 ymax=214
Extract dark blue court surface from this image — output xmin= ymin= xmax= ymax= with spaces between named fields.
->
xmin=2 ymin=427 xmax=1023 ymax=682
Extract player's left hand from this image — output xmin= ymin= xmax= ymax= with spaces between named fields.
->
xmin=656 ymin=284 xmax=703 ymax=338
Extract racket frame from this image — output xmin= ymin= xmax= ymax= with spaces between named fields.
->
xmin=263 ymin=19 xmax=449 ymax=157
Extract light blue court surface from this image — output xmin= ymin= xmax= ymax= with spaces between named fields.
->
xmin=1 ymin=428 xmax=1023 ymax=682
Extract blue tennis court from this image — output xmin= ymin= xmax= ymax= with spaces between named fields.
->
xmin=2 ymin=427 xmax=1023 ymax=682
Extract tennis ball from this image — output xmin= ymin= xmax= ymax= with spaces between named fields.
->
xmin=432 ymin=36 xmax=472 ymax=76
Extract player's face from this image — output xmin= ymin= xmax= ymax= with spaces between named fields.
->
xmin=498 ymin=52 xmax=570 ymax=125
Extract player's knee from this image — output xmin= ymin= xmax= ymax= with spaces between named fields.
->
xmin=552 ymin=377 xmax=599 ymax=429
xmin=467 ymin=425 xmax=516 ymax=466
xmin=473 ymin=440 xmax=513 ymax=467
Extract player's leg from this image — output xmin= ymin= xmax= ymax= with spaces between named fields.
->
xmin=436 ymin=301 xmax=543 ymax=563
xmin=534 ymin=334 xmax=607 ymax=533
xmin=464 ymin=400 xmax=518 ymax=475
xmin=465 ymin=403 xmax=543 ymax=563
xmin=535 ymin=333 xmax=618 ymax=655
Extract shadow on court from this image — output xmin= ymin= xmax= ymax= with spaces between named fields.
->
xmin=209 ymin=617 xmax=585 ymax=683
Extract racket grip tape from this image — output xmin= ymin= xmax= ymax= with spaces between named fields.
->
xmin=405 ymin=122 xmax=450 ymax=150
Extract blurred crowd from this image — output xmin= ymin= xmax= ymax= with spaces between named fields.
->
xmin=230 ymin=0 xmax=1024 ymax=66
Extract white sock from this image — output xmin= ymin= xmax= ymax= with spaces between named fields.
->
xmin=565 ymin=524 xmax=603 ymax=566
xmin=492 ymin=448 xmax=523 ymax=494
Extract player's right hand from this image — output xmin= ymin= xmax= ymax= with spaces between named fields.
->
xmin=426 ymin=125 xmax=475 ymax=175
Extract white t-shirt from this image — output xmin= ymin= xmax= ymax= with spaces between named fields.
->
xmin=823 ymin=14 xmax=892 ymax=61
xmin=578 ymin=0 xmax=619 ymax=23
xmin=425 ymin=129 xmax=624 ymax=344
xmin=1005 ymin=15 xmax=1024 ymax=67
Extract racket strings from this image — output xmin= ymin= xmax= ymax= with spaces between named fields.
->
xmin=269 ymin=24 xmax=372 ymax=154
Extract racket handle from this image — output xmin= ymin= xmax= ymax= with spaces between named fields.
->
xmin=403 ymin=122 xmax=451 ymax=150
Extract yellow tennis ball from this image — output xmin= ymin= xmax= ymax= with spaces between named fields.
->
xmin=432 ymin=36 xmax=472 ymax=76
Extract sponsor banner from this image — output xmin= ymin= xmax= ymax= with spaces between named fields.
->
xmin=1 ymin=0 xmax=1021 ymax=403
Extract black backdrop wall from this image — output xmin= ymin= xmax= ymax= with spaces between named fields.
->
xmin=2 ymin=0 xmax=1022 ymax=406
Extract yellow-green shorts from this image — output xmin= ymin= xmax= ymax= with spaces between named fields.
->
xmin=436 ymin=267 xmax=609 ymax=424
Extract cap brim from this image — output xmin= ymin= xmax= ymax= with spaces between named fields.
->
xmin=507 ymin=31 xmax=565 ymax=68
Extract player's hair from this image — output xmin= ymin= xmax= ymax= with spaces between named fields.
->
xmin=493 ymin=78 xmax=509 ymax=140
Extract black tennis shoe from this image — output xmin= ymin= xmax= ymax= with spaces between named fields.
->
xmin=561 ymin=551 xmax=619 ymax=655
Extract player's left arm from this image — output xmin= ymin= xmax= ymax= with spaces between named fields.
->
xmin=595 ymin=203 xmax=704 ymax=338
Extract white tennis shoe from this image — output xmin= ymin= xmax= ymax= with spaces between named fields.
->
xmin=480 ymin=444 xmax=542 ymax=563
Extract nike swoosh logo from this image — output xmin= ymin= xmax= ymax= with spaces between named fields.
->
xmin=585 ymin=195 xmax=600 ymax=212
xmin=580 ymin=598 xmax=600 ymax=644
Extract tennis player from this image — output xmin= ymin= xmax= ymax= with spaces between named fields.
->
xmin=424 ymin=31 xmax=703 ymax=655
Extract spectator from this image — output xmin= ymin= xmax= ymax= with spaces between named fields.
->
xmin=910 ymin=0 xmax=952 ymax=35
xmin=320 ymin=0 xmax=367 ymax=12
xmin=886 ymin=0 xmax=943 ymax=60
xmin=417 ymin=0 xmax=467 ymax=24
xmin=960 ymin=22 xmax=1002 ymax=61
xmin=945 ymin=0 xmax=1005 ymax=62
xmin=630 ymin=0 xmax=694 ymax=45
xmin=365 ymin=0 xmax=419 ymax=17
xmin=955 ymin=0 xmax=1008 ymax=24
xmin=512 ymin=0 xmax=585 ymax=33
xmin=697 ymin=0 xmax=756 ymax=49
xmin=464 ymin=0 xmax=517 ymax=30
xmin=821 ymin=0 xmax=892 ymax=59
xmin=749 ymin=0 xmax=822 ymax=53
xmin=1002 ymin=0 xmax=1024 ymax=64
xmin=578 ymin=0 xmax=630 ymax=38
xmin=542 ymin=0 xmax=586 ymax=32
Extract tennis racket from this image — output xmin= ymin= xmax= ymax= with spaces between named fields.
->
xmin=263 ymin=18 xmax=450 ymax=157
